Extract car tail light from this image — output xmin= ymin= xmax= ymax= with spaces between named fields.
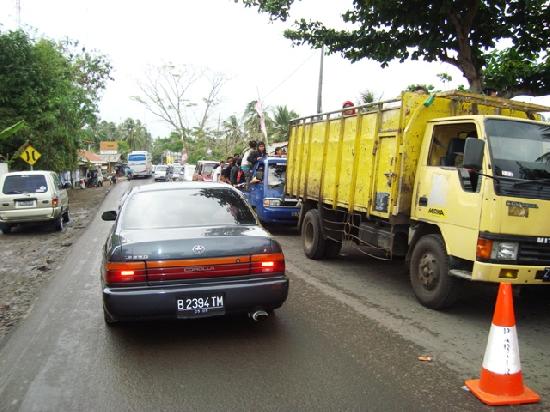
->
xmin=104 ymin=262 xmax=147 ymax=284
xmin=52 ymin=197 xmax=59 ymax=207
xmin=251 ymin=253 xmax=285 ymax=275
xmin=476 ymin=237 xmax=493 ymax=260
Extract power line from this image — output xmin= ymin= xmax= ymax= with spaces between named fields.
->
xmin=264 ymin=50 xmax=318 ymax=99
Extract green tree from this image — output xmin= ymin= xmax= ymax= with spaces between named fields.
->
xmin=0 ymin=30 xmax=111 ymax=171
xmin=243 ymin=100 xmax=272 ymax=143
xmin=117 ymin=118 xmax=152 ymax=152
xmin=482 ymin=49 xmax=550 ymax=98
xmin=240 ymin=0 xmax=549 ymax=94
xmin=269 ymin=105 xmax=298 ymax=143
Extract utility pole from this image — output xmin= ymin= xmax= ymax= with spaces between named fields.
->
xmin=16 ymin=0 xmax=21 ymax=28
xmin=316 ymin=45 xmax=324 ymax=114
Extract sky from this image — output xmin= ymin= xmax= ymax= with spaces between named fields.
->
xmin=1 ymin=0 xmax=548 ymax=138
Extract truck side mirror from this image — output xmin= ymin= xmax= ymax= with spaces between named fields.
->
xmin=463 ymin=138 xmax=485 ymax=170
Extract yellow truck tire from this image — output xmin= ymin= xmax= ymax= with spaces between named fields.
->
xmin=409 ymin=234 xmax=462 ymax=309
xmin=302 ymin=209 xmax=326 ymax=260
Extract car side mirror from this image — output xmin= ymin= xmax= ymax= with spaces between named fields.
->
xmin=102 ymin=210 xmax=117 ymax=221
xmin=463 ymin=138 xmax=485 ymax=171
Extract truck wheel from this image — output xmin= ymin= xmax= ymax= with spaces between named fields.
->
xmin=409 ymin=234 xmax=461 ymax=309
xmin=302 ymin=209 xmax=326 ymax=259
xmin=324 ymin=239 xmax=342 ymax=259
xmin=62 ymin=210 xmax=70 ymax=223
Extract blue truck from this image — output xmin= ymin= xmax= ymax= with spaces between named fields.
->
xmin=241 ymin=157 xmax=300 ymax=225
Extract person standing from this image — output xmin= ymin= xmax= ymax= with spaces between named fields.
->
xmin=240 ymin=140 xmax=256 ymax=177
xmin=230 ymin=156 xmax=240 ymax=186
xmin=212 ymin=160 xmax=224 ymax=183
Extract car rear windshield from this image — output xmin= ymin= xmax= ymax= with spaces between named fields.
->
xmin=2 ymin=175 xmax=48 ymax=194
xmin=121 ymin=188 xmax=256 ymax=229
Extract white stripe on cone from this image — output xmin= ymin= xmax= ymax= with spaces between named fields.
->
xmin=481 ymin=324 xmax=521 ymax=375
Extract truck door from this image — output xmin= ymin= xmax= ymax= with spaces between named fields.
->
xmin=412 ymin=122 xmax=484 ymax=260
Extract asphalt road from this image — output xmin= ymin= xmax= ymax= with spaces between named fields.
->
xmin=0 ymin=179 xmax=548 ymax=411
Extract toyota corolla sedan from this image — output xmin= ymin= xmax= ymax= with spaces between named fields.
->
xmin=101 ymin=182 xmax=288 ymax=325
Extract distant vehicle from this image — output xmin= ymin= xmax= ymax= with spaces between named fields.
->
xmin=0 ymin=170 xmax=71 ymax=233
xmin=127 ymin=151 xmax=153 ymax=178
xmin=172 ymin=165 xmax=183 ymax=181
xmin=100 ymin=182 xmax=289 ymax=324
xmin=193 ymin=160 xmax=218 ymax=181
xmin=153 ymin=165 xmax=172 ymax=181
xmin=183 ymin=164 xmax=195 ymax=182
xmin=241 ymin=157 xmax=300 ymax=225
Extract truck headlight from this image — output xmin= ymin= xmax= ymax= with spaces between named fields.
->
xmin=491 ymin=242 xmax=519 ymax=260
xmin=263 ymin=198 xmax=281 ymax=207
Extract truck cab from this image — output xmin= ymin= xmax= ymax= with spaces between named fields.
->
xmin=242 ymin=157 xmax=300 ymax=225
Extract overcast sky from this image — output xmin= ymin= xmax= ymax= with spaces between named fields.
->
xmin=1 ymin=0 xmax=548 ymax=138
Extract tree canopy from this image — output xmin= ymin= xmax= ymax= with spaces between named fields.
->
xmin=239 ymin=0 xmax=550 ymax=96
xmin=0 ymin=30 xmax=112 ymax=171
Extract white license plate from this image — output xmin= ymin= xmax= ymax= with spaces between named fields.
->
xmin=176 ymin=294 xmax=225 ymax=318
xmin=16 ymin=200 xmax=35 ymax=207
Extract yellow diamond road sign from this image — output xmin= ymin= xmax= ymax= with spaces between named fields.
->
xmin=20 ymin=145 xmax=41 ymax=165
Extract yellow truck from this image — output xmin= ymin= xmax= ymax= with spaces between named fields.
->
xmin=287 ymin=91 xmax=550 ymax=309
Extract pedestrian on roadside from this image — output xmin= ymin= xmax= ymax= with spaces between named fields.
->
xmin=230 ymin=157 xmax=240 ymax=186
xmin=221 ymin=157 xmax=233 ymax=183
xmin=212 ymin=160 xmax=224 ymax=183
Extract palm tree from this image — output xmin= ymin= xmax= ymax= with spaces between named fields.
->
xmin=243 ymin=100 xmax=272 ymax=144
xmin=270 ymin=105 xmax=299 ymax=143
xmin=222 ymin=114 xmax=245 ymax=154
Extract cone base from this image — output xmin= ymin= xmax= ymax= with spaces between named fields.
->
xmin=465 ymin=379 xmax=540 ymax=406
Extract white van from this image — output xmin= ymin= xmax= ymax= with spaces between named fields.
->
xmin=0 ymin=171 xmax=70 ymax=233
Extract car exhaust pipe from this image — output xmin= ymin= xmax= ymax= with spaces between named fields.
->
xmin=249 ymin=309 xmax=269 ymax=322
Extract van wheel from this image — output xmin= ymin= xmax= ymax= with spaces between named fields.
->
xmin=409 ymin=234 xmax=461 ymax=309
xmin=62 ymin=210 xmax=70 ymax=223
xmin=0 ymin=224 xmax=13 ymax=234
xmin=324 ymin=239 xmax=342 ymax=259
xmin=302 ymin=209 xmax=326 ymax=259
xmin=54 ymin=216 xmax=64 ymax=232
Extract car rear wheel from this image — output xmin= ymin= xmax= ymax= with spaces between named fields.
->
xmin=53 ymin=216 xmax=64 ymax=232
xmin=302 ymin=209 xmax=326 ymax=259
xmin=62 ymin=210 xmax=70 ymax=223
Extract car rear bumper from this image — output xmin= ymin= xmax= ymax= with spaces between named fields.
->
xmin=0 ymin=207 xmax=61 ymax=224
xmin=103 ymin=275 xmax=289 ymax=321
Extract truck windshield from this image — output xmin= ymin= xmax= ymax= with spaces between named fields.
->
xmin=268 ymin=163 xmax=286 ymax=188
xmin=485 ymin=119 xmax=550 ymax=180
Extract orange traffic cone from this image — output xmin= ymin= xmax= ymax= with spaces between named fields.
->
xmin=465 ymin=283 xmax=540 ymax=406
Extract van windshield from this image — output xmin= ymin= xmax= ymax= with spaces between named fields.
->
xmin=3 ymin=175 xmax=48 ymax=194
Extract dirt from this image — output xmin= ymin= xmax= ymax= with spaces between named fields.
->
xmin=0 ymin=185 xmax=111 ymax=343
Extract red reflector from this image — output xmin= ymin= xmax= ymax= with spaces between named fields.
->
xmin=251 ymin=253 xmax=285 ymax=275
xmin=104 ymin=262 xmax=146 ymax=284
xmin=52 ymin=197 xmax=59 ymax=207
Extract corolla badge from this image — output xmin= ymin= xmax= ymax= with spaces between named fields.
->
xmin=192 ymin=244 xmax=206 ymax=255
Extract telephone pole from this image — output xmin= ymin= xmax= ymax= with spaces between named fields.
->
xmin=316 ymin=45 xmax=324 ymax=114
xmin=16 ymin=0 xmax=21 ymax=28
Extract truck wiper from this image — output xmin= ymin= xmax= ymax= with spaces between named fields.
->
xmin=511 ymin=178 xmax=550 ymax=188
